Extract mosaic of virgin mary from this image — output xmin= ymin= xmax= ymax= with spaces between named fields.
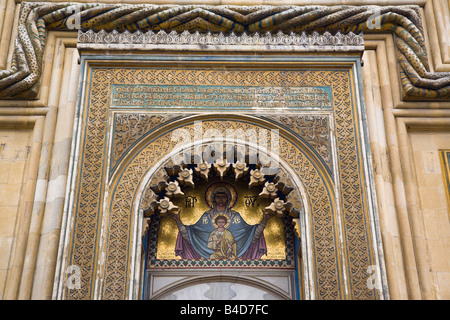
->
xmin=168 ymin=182 xmax=273 ymax=260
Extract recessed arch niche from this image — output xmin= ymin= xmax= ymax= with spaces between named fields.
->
xmin=101 ymin=114 xmax=336 ymax=300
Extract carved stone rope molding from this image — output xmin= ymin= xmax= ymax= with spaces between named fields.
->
xmin=0 ymin=2 xmax=449 ymax=99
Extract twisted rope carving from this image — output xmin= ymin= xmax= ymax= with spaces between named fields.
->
xmin=0 ymin=2 xmax=449 ymax=99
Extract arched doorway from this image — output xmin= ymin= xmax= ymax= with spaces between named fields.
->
xmin=149 ymin=274 xmax=294 ymax=300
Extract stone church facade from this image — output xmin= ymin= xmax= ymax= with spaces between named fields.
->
xmin=0 ymin=0 xmax=449 ymax=300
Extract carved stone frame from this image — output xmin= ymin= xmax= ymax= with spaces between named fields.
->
xmin=54 ymin=51 xmax=387 ymax=300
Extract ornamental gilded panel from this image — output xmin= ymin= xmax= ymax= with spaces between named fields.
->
xmin=64 ymin=57 xmax=379 ymax=301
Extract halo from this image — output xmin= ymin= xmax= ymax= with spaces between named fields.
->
xmin=211 ymin=213 xmax=231 ymax=229
xmin=205 ymin=181 xmax=238 ymax=209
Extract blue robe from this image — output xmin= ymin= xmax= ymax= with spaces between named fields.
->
xmin=185 ymin=210 xmax=258 ymax=259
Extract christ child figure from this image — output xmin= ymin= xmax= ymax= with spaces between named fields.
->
xmin=207 ymin=215 xmax=237 ymax=260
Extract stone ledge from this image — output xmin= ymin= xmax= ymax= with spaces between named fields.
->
xmin=77 ymin=29 xmax=364 ymax=53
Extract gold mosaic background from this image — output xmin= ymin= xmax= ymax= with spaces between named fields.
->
xmin=156 ymin=176 xmax=285 ymax=261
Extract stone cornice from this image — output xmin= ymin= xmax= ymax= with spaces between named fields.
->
xmin=0 ymin=2 xmax=448 ymax=99
xmin=77 ymin=29 xmax=364 ymax=52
